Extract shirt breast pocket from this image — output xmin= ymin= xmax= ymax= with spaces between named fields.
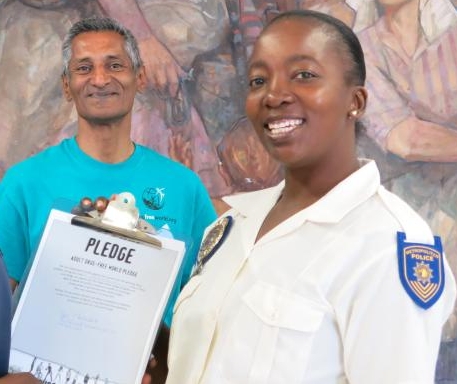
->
xmin=240 ymin=281 xmax=326 ymax=383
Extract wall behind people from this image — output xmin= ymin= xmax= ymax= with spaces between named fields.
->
xmin=0 ymin=0 xmax=456 ymax=381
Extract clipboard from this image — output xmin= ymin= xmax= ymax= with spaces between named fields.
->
xmin=9 ymin=209 xmax=185 ymax=384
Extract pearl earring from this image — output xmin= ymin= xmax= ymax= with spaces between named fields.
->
xmin=350 ymin=110 xmax=358 ymax=117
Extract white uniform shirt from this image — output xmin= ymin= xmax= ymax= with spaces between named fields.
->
xmin=167 ymin=160 xmax=456 ymax=384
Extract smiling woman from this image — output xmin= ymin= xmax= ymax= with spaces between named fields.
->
xmin=245 ymin=14 xmax=367 ymax=228
xmin=244 ymin=12 xmax=369 ymax=240
xmin=165 ymin=10 xmax=457 ymax=384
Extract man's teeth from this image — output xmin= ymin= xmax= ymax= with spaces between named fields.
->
xmin=267 ymin=119 xmax=303 ymax=135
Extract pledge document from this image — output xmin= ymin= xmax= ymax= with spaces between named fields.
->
xmin=9 ymin=209 xmax=185 ymax=384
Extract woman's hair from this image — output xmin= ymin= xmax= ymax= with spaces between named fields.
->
xmin=61 ymin=16 xmax=143 ymax=77
xmin=265 ymin=9 xmax=366 ymax=87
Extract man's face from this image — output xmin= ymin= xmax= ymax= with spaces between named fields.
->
xmin=62 ymin=31 xmax=145 ymax=126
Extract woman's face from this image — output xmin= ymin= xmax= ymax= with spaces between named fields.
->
xmin=245 ymin=18 xmax=363 ymax=171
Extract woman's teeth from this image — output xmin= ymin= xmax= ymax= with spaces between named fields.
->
xmin=267 ymin=119 xmax=303 ymax=135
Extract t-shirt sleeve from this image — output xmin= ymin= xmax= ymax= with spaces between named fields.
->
xmin=0 ymin=173 xmax=29 ymax=282
xmin=182 ymin=180 xmax=217 ymax=286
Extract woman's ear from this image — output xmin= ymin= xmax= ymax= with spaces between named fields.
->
xmin=348 ymin=86 xmax=368 ymax=118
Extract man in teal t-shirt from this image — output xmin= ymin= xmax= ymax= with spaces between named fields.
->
xmin=0 ymin=136 xmax=216 ymax=326
xmin=0 ymin=16 xmax=216 ymax=374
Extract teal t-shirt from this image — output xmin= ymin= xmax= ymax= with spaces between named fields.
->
xmin=0 ymin=137 xmax=216 ymax=325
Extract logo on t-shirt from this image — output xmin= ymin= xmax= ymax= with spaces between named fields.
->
xmin=142 ymin=187 xmax=165 ymax=210
xmin=141 ymin=187 xmax=178 ymax=233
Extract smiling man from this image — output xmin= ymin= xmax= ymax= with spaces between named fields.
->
xmin=0 ymin=17 xmax=216 ymax=375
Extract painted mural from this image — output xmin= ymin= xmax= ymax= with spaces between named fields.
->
xmin=0 ymin=0 xmax=456 ymax=381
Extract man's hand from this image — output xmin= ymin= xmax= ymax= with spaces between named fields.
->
xmin=141 ymin=357 xmax=157 ymax=384
xmin=141 ymin=324 xmax=170 ymax=384
xmin=0 ymin=372 xmax=41 ymax=384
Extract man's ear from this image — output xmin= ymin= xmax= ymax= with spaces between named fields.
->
xmin=61 ymin=75 xmax=73 ymax=102
xmin=348 ymin=86 xmax=368 ymax=118
xmin=136 ymin=65 xmax=147 ymax=94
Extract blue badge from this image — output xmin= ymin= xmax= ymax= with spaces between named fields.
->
xmin=397 ymin=231 xmax=445 ymax=309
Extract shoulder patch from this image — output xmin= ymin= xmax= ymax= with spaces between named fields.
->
xmin=397 ymin=231 xmax=445 ymax=309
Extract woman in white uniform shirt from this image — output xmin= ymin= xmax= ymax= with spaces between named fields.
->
xmin=165 ymin=10 xmax=457 ymax=384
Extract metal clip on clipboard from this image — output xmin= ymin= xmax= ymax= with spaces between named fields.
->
xmin=70 ymin=192 xmax=162 ymax=249
xmin=71 ymin=215 xmax=162 ymax=249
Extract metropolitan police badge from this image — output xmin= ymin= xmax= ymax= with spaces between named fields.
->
xmin=194 ymin=216 xmax=233 ymax=275
xmin=397 ymin=231 xmax=445 ymax=309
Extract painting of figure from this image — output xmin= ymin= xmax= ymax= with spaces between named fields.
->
xmin=0 ymin=0 xmax=456 ymax=381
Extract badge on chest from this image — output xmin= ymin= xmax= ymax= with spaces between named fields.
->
xmin=193 ymin=216 xmax=233 ymax=275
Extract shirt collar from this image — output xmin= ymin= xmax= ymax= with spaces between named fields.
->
xmin=223 ymin=159 xmax=380 ymax=224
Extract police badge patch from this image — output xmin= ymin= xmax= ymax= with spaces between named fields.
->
xmin=397 ymin=231 xmax=445 ymax=309
xmin=194 ymin=216 xmax=233 ymax=275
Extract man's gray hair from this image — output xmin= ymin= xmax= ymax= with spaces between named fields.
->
xmin=61 ymin=16 xmax=143 ymax=77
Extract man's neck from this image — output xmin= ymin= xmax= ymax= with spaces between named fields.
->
xmin=76 ymin=121 xmax=135 ymax=164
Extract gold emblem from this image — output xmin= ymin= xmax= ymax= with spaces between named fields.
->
xmin=414 ymin=262 xmax=433 ymax=284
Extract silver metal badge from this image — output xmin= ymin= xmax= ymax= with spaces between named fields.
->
xmin=194 ymin=216 xmax=233 ymax=275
